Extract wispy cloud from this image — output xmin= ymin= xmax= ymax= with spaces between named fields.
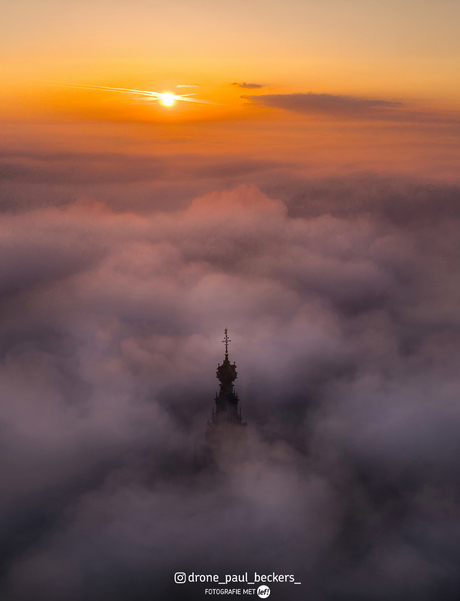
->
xmin=65 ymin=84 xmax=215 ymax=105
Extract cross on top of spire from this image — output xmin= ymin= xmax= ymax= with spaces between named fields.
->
xmin=222 ymin=328 xmax=231 ymax=358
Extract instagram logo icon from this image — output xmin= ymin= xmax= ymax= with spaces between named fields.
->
xmin=174 ymin=572 xmax=186 ymax=584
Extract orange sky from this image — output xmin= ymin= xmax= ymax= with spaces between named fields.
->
xmin=1 ymin=0 xmax=460 ymax=179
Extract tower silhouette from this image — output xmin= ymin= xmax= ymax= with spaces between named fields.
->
xmin=206 ymin=329 xmax=247 ymax=449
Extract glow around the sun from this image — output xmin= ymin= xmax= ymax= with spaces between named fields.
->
xmin=159 ymin=93 xmax=175 ymax=106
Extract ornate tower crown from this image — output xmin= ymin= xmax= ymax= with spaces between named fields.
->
xmin=206 ymin=329 xmax=246 ymax=449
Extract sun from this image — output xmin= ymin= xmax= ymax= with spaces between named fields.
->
xmin=159 ymin=93 xmax=175 ymax=107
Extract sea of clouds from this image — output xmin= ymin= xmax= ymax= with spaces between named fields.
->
xmin=0 ymin=161 xmax=460 ymax=600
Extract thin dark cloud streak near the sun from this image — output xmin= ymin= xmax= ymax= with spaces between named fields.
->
xmin=243 ymin=92 xmax=460 ymax=123
xmin=232 ymin=82 xmax=265 ymax=89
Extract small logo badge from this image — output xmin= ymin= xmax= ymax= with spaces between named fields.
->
xmin=257 ymin=585 xmax=271 ymax=598
xmin=174 ymin=572 xmax=186 ymax=584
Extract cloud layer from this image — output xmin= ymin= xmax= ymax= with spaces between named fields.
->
xmin=0 ymin=179 xmax=459 ymax=600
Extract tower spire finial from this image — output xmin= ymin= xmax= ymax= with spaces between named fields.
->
xmin=222 ymin=328 xmax=231 ymax=358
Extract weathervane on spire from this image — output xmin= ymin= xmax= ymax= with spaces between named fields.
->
xmin=222 ymin=328 xmax=231 ymax=358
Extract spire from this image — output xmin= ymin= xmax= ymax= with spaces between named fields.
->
xmin=216 ymin=329 xmax=237 ymax=390
xmin=222 ymin=327 xmax=231 ymax=358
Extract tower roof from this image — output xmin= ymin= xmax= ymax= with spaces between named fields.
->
xmin=206 ymin=329 xmax=247 ymax=448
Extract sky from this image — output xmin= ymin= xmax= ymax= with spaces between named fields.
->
xmin=1 ymin=1 xmax=460 ymax=600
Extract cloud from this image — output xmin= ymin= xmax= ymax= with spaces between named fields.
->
xmin=243 ymin=93 xmax=460 ymax=125
xmin=0 ymin=179 xmax=459 ymax=599
xmin=232 ymin=82 xmax=264 ymax=89
xmin=0 ymin=150 xmax=288 ymax=186
xmin=243 ymin=92 xmax=404 ymax=119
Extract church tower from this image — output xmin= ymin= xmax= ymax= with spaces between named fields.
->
xmin=206 ymin=329 xmax=247 ymax=449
